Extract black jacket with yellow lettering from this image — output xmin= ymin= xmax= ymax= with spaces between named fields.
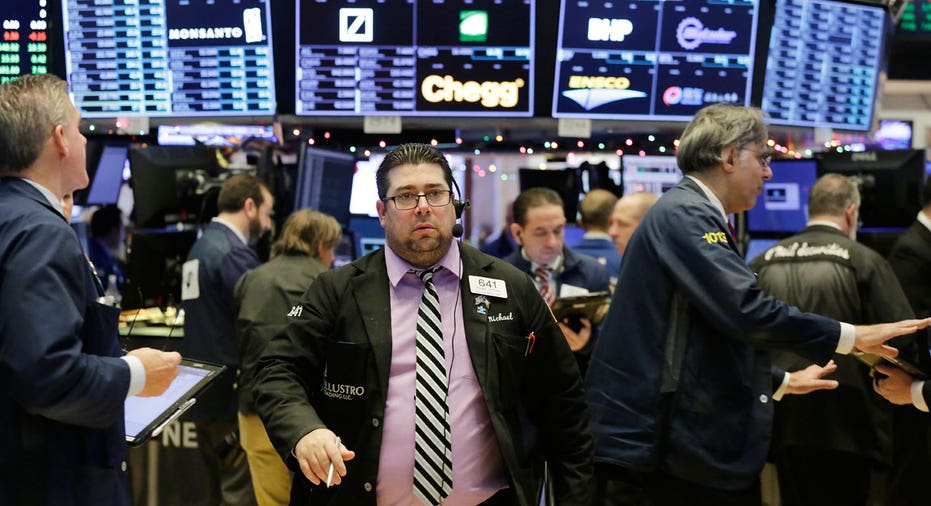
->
xmin=252 ymin=242 xmax=593 ymax=505
xmin=750 ymin=224 xmax=917 ymax=467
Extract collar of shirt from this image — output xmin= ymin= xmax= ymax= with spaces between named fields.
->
xmin=211 ymin=217 xmax=247 ymax=246
xmin=686 ymin=175 xmax=728 ymax=224
xmin=521 ymin=247 xmax=563 ymax=274
xmin=20 ymin=177 xmax=65 ymax=218
xmin=805 ymin=220 xmax=843 ymax=232
xmin=581 ymin=231 xmax=612 ymax=240
xmin=385 ymin=240 xmax=463 ymax=287
xmin=917 ymin=210 xmax=931 ymax=234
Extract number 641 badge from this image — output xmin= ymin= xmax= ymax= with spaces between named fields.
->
xmin=469 ymin=275 xmax=507 ymax=298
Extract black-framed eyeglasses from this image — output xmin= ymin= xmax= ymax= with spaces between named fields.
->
xmin=382 ymin=190 xmax=453 ymax=210
xmin=739 ymin=147 xmax=773 ymax=167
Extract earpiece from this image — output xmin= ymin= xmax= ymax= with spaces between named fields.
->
xmin=453 ymin=199 xmax=471 ymax=220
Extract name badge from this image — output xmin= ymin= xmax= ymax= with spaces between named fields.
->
xmin=469 ymin=275 xmax=507 ymax=298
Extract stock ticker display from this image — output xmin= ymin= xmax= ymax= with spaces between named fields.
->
xmin=0 ymin=1 xmax=50 ymax=85
xmin=295 ymin=0 xmax=534 ymax=116
xmin=63 ymin=0 xmax=276 ymax=117
xmin=761 ymin=0 xmax=886 ymax=131
xmin=552 ymin=0 xmax=759 ymax=120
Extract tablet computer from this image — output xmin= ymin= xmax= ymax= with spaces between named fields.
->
xmin=124 ymin=359 xmax=226 ymax=446
xmin=550 ymin=291 xmax=611 ymax=325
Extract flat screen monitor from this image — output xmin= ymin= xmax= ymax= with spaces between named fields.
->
xmin=744 ymin=237 xmax=780 ymax=262
xmin=63 ymin=0 xmax=276 ymax=117
xmin=874 ymin=119 xmax=913 ymax=150
xmin=294 ymin=0 xmax=535 ymax=116
xmin=761 ymin=0 xmax=888 ymax=131
xmin=129 ymin=145 xmax=220 ymax=229
xmin=552 ymin=0 xmax=760 ymax=120
xmin=294 ymin=146 xmax=355 ymax=227
xmin=349 ymin=156 xmax=384 ymax=218
xmin=86 ymin=144 xmax=129 ymax=205
xmin=519 ymin=168 xmax=580 ymax=221
xmin=746 ymin=159 xmax=818 ymax=234
xmin=815 ymin=149 xmax=925 ymax=231
xmin=897 ymin=0 xmax=931 ymax=39
xmin=621 ymin=155 xmax=681 ymax=196
xmin=157 ymin=124 xmax=277 ymax=147
xmin=0 ymin=1 xmax=53 ymax=84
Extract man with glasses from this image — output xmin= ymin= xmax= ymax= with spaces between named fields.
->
xmin=585 ymin=104 xmax=931 ymax=505
xmin=253 ymin=143 xmax=592 ymax=505
xmin=749 ymin=173 xmax=917 ymax=505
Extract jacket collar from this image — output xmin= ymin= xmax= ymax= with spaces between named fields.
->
xmin=0 ymin=176 xmax=66 ymax=223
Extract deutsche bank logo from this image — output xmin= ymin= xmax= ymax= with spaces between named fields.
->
xmin=340 ymin=8 xmax=373 ymax=42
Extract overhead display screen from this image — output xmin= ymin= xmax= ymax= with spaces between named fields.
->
xmin=552 ymin=0 xmax=759 ymax=120
xmin=295 ymin=0 xmax=534 ymax=116
xmin=0 ymin=1 xmax=51 ymax=84
xmin=761 ymin=0 xmax=887 ymax=131
xmin=898 ymin=0 xmax=931 ymax=39
xmin=63 ymin=0 xmax=276 ymax=117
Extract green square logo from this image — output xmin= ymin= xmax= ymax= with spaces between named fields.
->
xmin=460 ymin=10 xmax=488 ymax=42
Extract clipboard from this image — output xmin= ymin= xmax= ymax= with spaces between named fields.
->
xmin=124 ymin=358 xmax=226 ymax=446
xmin=550 ymin=291 xmax=611 ymax=325
xmin=851 ymin=350 xmax=926 ymax=380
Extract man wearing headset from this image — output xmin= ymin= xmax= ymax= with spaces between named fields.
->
xmin=252 ymin=143 xmax=592 ymax=506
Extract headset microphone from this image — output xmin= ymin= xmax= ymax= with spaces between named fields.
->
xmin=451 ymin=199 xmax=470 ymax=238
xmin=450 ymin=177 xmax=470 ymax=239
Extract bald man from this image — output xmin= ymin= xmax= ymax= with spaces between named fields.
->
xmin=607 ymin=191 xmax=659 ymax=257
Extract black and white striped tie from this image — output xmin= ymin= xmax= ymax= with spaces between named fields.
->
xmin=413 ymin=268 xmax=452 ymax=505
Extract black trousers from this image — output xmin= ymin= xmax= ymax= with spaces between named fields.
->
xmin=594 ymin=463 xmax=762 ymax=506
xmin=775 ymin=446 xmax=873 ymax=506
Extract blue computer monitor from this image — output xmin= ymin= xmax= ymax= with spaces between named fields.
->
xmin=747 ymin=159 xmax=818 ymax=234
xmin=86 ymin=145 xmax=129 ymax=205
xmin=744 ymin=237 xmax=780 ymax=263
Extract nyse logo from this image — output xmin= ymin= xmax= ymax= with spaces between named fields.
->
xmin=587 ymin=18 xmax=633 ymax=42
xmin=340 ymin=8 xmax=373 ymax=43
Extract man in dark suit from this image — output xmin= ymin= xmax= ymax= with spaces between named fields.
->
xmin=873 ymin=179 xmax=931 ymax=505
xmin=181 ymin=173 xmax=274 ymax=506
xmin=253 ymin=143 xmax=592 ymax=505
xmin=234 ymin=209 xmax=343 ymax=506
xmin=0 ymin=74 xmax=180 ymax=505
xmin=503 ymin=187 xmax=610 ymax=374
xmin=574 ymin=188 xmax=622 ymax=283
xmin=585 ymin=103 xmax=931 ymax=506
xmin=750 ymin=174 xmax=917 ymax=506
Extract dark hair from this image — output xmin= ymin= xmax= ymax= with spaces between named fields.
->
xmin=90 ymin=205 xmax=122 ymax=237
xmin=512 ymin=187 xmax=564 ymax=226
xmin=217 ymin=174 xmax=268 ymax=213
xmin=808 ymin=173 xmax=859 ymax=217
xmin=676 ymin=104 xmax=768 ymax=175
xmin=270 ymin=209 xmax=342 ymax=259
xmin=375 ymin=143 xmax=453 ymax=200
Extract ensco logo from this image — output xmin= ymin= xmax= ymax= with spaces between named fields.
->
xmin=421 ymin=75 xmax=524 ymax=108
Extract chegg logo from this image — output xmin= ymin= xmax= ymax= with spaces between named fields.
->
xmin=421 ymin=74 xmax=524 ymax=108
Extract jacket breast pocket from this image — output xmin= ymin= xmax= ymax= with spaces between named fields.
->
xmin=317 ymin=341 xmax=371 ymax=444
xmin=491 ymin=332 xmax=531 ymax=407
